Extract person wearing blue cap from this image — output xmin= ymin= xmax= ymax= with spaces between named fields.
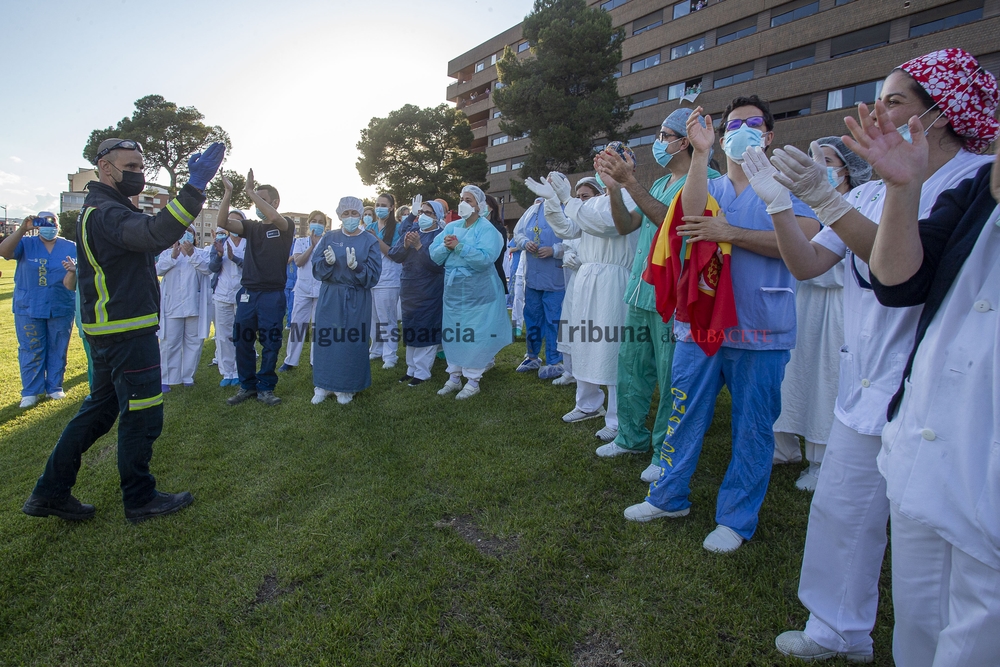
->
xmin=593 ymin=109 xmax=720 ymax=481
xmin=0 ymin=211 xmax=77 ymax=408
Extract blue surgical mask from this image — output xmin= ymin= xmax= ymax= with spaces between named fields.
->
xmin=255 ymin=207 xmax=265 ymax=220
xmin=722 ymin=125 xmax=764 ymax=163
xmin=38 ymin=227 xmax=57 ymax=240
xmin=827 ymin=166 xmax=846 ymax=188
xmin=182 ymin=232 xmax=194 ymax=244
xmin=897 ymin=104 xmax=943 ymax=144
xmin=342 ymin=216 xmax=361 ymax=233
xmin=652 ymin=137 xmax=683 ymax=167
xmin=363 ymin=215 xmax=373 ymax=226
xmin=595 ymin=172 xmax=606 ymax=189
xmin=309 ymin=223 xmax=325 ymax=236
xmin=418 ymin=214 xmax=437 ymax=231
xmin=216 ymin=232 xmax=228 ymax=241
xmin=375 ymin=206 xmax=389 ymax=220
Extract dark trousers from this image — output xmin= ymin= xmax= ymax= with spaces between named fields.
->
xmin=234 ymin=288 xmax=286 ymax=393
xmin=33 ymin=332 xmax=162 ymax=509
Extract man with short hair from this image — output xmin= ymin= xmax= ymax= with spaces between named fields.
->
xmin=22 ymin=138 xmax=225 ymax=523
xmin=216 ymin=172 xmax=293 ymax=406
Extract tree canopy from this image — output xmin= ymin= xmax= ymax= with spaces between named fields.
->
xmin=58 ymin=210 xmax=79 ymax=244
xmin=356 ymin=104 xmax=488 ymax=205
xmin=206 ymin=170 xmax=251 ymax=210
xmin=494 ymin=0 xmax=636 ymax=206
xmin=83 ymin=95 xmax=231 ymax=195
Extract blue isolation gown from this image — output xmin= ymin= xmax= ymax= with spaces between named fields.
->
xmin=429 ymin=215 xmax=511 ymax=368
xmin=387 ymin=217 xmax=445 ymax=347
xmin=311 ymin=229 xmax=382 ymax=393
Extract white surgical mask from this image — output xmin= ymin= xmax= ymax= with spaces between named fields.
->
xmin=458 ymin=201 xmax=476 ymax=220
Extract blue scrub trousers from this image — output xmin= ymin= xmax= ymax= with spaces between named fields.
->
xmin=33 ymin=332 xmax=162 ymax=509
xmin=234 ymin=288 xmax=286 ymax=393
xmin=15 ymin=313 xmax=74 ymax=397
xmin=523 ymin=287 xmax=563 ymax=365
xmin=647 ymin=341 xmax=790 ymax=540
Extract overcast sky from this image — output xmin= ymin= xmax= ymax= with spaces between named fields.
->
xmin=0 ymin=0 xmax=533 ymax=219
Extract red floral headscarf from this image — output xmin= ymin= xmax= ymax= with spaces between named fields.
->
xmin=898 ymin=49 xmax=999 ymax=154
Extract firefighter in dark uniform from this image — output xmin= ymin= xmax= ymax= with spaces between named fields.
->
xmin=22 ymin=138 xmax=225 ymax=523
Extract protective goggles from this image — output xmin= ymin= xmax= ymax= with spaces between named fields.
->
xmin=724 ymin=116 xmax=766 ymax=132
xmin=96 ymin=140 xmax=143 ymax=160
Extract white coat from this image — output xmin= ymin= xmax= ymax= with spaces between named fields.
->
xmin=213 ymin=236 xmax=246 ymax=305
xmin=291 ymin=236 xmax=321 ymax=299
xmin=156 ymin=247 xmax=214 ymax=340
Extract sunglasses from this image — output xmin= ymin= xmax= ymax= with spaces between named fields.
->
xmin=724 ymin=116 xmax=766 ymax=132
xmin=96 ymin=140 xmax=143 ymax=160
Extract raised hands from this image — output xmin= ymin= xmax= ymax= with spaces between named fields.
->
xmin=187 ymin=142 xmax=226 ymax=191
xmin=346 ymin=246 xmax=358 ymax=270
xmin=524 ymin=177 xmax=556 ymax=201
xmin=686 ymin=107 xmax=716 ymax=154
xmin=843 ymin=100 xmax=928 ymax=188
xmin=244 ymin=168 xmax=256 ymax=197
xmin=548 ymin=171 xmax=572 ymax=204
xmin=741 ymin=147 xmax=792 ymax=214
xmin=323 ymin=246 xmax=337 ymax=265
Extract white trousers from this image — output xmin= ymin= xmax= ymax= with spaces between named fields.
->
xmin=160 ymin=316 xmax=203 ymax=385
xmin=576 ymin=380 xmax=618 ymax=430
xmin=370 ymin=287 xmax=400 ymax=363
xmin=773 ymin=432 xmax=827 ymax=464
xmin=214 ymin=300 xmax=238 ymax=380
xmin=446 ymin=362 xmax=484 ymax=382
xmin=284 ymin=294 xmax=317 ymax=367
xmin=563 ymin=352 xmax=573 ymax=376
xmin=889 ymin=506 xmax=1000 ymax=667
xmin=512 ymin=274 xmax=525 ymax=328
xmin=799 ymin=417 xmax=888 ymax=654
xmin=406 ymin=345 xmax=438 ymax=380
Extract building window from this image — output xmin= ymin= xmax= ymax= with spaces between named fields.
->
xmin=490 ymin=163 xmax=507 ymax=174
xmin=490 ymin=54 xmax=498 ymax=66
xmin=517 ymin=41 xmax=530 ymax=53
xmin=511 ymin=162 xmax=523 ymax=170
xmin=671 ymin=37 xmax=705 ymax=60
xmin=830 ymin=23 xmax=890 ymax=58
xmin=613 ymin=66 xmax=622 ymax=78
xmin=767 ymin=44 xmax=815 ymax=74
xmin=593 ymin=143 xmax=607 ymax=153
xmin=492 ymin=135 xmax=509 ymax=146
xmin=493 ymin=110 xmax=502 ymax=118
xmin=628 ymin=90 xmax=660 ymax=110
xmin=633 ymin=11 xmax=664 ymax=36
xmin=475 ymin=62 xmax=485 ymax=73
xmin=771 ymin=0 xmax=819 ymax=28
xmin=771 ymin=95 xmax=813 ymax=120
xmin=713 ymin=64 xmax=753 ymax=89
xmin=716 ymin=16 xmax=757 ymax=45
xmin=827 ymin=80 xmax=883 ymax=110
xmin=601 ymin=0 xmax=628 ymax=10
xmin=630 ymin=52 xmax=661 ymax=73
xmin=628 ymin=132 xmax=657 ymax=148
xmin=672 ymin=1 xmax=692 ymax=20
xmin=668 ymin=78 xmax=703 ymax=100
xmin=909 ymin=0 xmax=984 ymax=38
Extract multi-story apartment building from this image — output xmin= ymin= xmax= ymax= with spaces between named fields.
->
xmin=447 ymin=0 xmax=1000 ymax=222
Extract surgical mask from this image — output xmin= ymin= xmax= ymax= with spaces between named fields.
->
xmin=722 ymin=125 xmax=764 ymax=163
xmin=363 ymin=215 xmax=373 ymax=226
xmin=896 ymin=104 xmax=944 ymax=144
xmin=182 ymin=232 xmax=194 ymax=244
xmin=111 ymin=165 xmax=145 ymax=197
xmin=652 ymin=137 xmax=683 ymax=167
xmin=418 ymin=214 xmax=437 ymax=231
xmin=38 ymin=227 xmax=57 ymax=241
xmin=255 ymin=207 xmax=265 ymax=220
xmin=595 ymin=172 xmax=606 ymax=189
xmin=375 ymin=206 xmax=389 ymax=220
xmin=342 ymin=216 xmax=361 ymax=233
xmin=216 ymin=232 xmax=228 ymax=241
xmin=826 ymin=167 xmax=846 ymax=188
xmin=309 ymin=223 xmax=325 ymax=236
xmin=458 ymin=200 xmax=477 ymax=220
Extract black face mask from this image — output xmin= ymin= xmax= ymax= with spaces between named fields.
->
xmin=110 ymin=164 xmax=145 ymax=197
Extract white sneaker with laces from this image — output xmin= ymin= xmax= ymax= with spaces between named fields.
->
xmin=623 ymin=501 xmax=689 ymax=522
xmin=640 ymin=463 xmax=661 ymax=483
xmin=774 ymin=630 xmax=874 ymax=663
xmin=311 ymin=387 xmax=330 ymax=405
xmin=455 ymin=383 xmax=480 ymax=400
xmin=562 ymin=406 xmax=606 ymax=423
xmin=335 ymin=392 xmax=354 ymax=405
xmin=595 ymin=426 xmax=618 ymax=442
xmin=595 ymin=442 xmax=640 ymax=457
xmin=437 ymin=379 xmax=462 ymax=396
xmin=795 ymin=462 xmax=821 ymax=492
xmin=702 ymin=525 xmax=744 ymax=553
xmin=47 ymin=390 xmax=67 ymax=400
xmin=19 ymin=395 xmax=40 ymax=408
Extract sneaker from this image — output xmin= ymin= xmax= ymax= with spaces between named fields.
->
xmin=624 ymin=501 xmax=689 ymax=522
xmin=775 ymin=631 xmax=874 ymax=663
xmin=382 ymin=361 xmax=396 ymax=370
xmin=22 ymin=493 xmax=95 ymax=521
xmin=311 ymin=387 xmax=330 ymax=405
xmin=19 ymin=395 xmax=39 ymax=408
xmin=596 ymin=442 xmax=640 ymax=458
xmin=437 ymin=379 xmax=462 ymax=396
xmin=538 ymin=363 xmax=564 ymax=380
xmin=516 ymin=356 xmax=541 ymax=372
xmin=703 ymin=525 xmax=744 ymax=553
xmin=796 ymin=462 xmax=822 ymax=492
xmin=640 ymin=463 xmax=662 ymax=483
xmin=456 ymin=383 xmax=480 ymax=400
xmin=399 ymin=374 xmax=414 ymax=383
xmin=227 ymin=388 xmax=257 ymax=405
xmin=514 ymin=327 xmax=523 ymax=337
xmin=124 ymin=491 xmax=194 ymax=524
xmin=552 ymin=373 xmax=576 ymax=386
xmin=562 ymin=406 xmax=606 ymax=423
xmin=161 ymin=384 xmax=172 ymax=394
xmin=407 ymin=378 xmax=425 ymax=387
xmin=47 ymin=390 xmax=67 ymax=400
xmin=595 ymin=426 xmax=618 ymax=442
xmin=277 ymin=363 xmax=295 ymax=372
xmin=257 ymin=390 xmax=281 ymax=406
xmin=335 ymin=392 xmax=353 ymax=405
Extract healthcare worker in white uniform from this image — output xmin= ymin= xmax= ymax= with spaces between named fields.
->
xmin=742 ymin=49 xmax=998 ymax=663
xmin=156 ymin=231 xmax=213 ymax=390
xmin=280 ymin=210 xmax=327 ymax=372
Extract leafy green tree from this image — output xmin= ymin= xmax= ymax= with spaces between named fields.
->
xmin=83 ymin=95 xmax=231 ymax=195
xmin=58 ymin=210 xmax=79 ymax=244
xmin=494 ymin=0 xmax=636 ymax=206
xmin=356 ymin=104 xmax=488 ymax=204
xmin=206 ymin=170 xmax=251 ymax=210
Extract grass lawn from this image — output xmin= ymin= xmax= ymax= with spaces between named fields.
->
xmin=0 ymin=257 xmax=895 ymax=666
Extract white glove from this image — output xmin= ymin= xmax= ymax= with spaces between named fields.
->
xmin=741 ymin=147 xmax=792 ymax=214
xmin=346 ymin=246 xmax=357 ymax=270
xmin=563 ymin=251 xmax=581 ymax=270
xmin=548 ymin=171 xmax=572 ymax=204
xmin=524 ymin=176 xmax=557 ymax=201
xmin=411 ymin=194 xmax=422 ymax=216
xmin=323 ymin=246 xmax=336 ymax=265
xmin=771 ymin=142 xmax=852 ymax=226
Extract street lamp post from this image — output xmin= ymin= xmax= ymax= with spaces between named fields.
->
xmin=0 ymin=204 xmax=7 ymax=236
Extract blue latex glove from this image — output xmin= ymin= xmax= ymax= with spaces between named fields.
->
xmin=187 ymin=142 xmax=226 ymax=191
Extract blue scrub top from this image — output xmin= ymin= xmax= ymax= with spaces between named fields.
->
xmin=522 ymin=206 xmax=564 ymax=292
xmin=13 ymin=236 xmax=76 ymax=319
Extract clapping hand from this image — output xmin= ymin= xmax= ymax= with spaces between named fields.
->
xmin=244 ymin=168 xmax=256 ymax=196
xmin=741 ymin=146 xmax=792 ymax=214
xmin=444 ymin=234 xmax=459 ymax=250
xmin=171 ymin=242 xmax=181 ymax=259
xmin=62 ymin=256 xmax=76 ymax=273
xmin=686 ymin=106 xmax=715 ymax=154
xmin=411 ymin=194 xmax=423 ymax=215
xmin=547 ymin=171 xmax=572 ymax=204
xmin=346 ymin=246 xmax=358 ymax=270
xmin=843 ymin=100 xmax=927 ymax=189
xmin=323 ymin=246 xmax=337 ymax=265
xmin=404 ymin=230 xmax=420 ymax=249
xmin=221 ymin=172 xmax=233 ymax=194
xmin=524 ymin=177 xmax=556 ymax=201
xmin=180 ymin=240 xmax=194 ymax=256
xmin=187 ymin=142 xmax=226 ymax=191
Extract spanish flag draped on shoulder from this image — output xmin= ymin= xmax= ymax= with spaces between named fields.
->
xmin=641 ymin=190 xmax=737 ymax=356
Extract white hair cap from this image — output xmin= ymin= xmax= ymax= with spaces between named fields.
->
xmin=336 ymin=196 xmax=364 ymax=217
xmin=460 ymin=184 xmax=486 ymax=208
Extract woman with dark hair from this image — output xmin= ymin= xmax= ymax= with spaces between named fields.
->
xmin=368 ymin=193 xmax=402 ymax=368
xmin=484 ymin=194 xmax=508 ymax=292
